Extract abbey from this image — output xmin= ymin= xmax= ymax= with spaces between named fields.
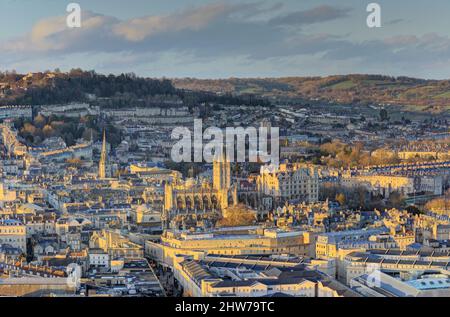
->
xmin=163 ymin=154 xmax=238 ymax=228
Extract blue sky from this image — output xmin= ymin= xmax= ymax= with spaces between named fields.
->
xmin=1 ymin=0 xmax=450 ymax=79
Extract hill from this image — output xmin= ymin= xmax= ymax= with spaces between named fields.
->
xmin=173 ymin=75 xmax=450 ymax=112
xmin=2 ymin=71 xmax=450 ymax=113
xmin=0 ymin=70 xmax=269 ymax=107
xmin=0 ymin=69 xmax=175 ymax=106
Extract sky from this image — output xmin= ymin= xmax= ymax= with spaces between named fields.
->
xmin=0 ymin=0 xmax=450 ymax=79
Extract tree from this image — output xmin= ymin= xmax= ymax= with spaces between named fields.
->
xmin=42 ymin=125 xmax=55 ymax=138
xmin=387 ymin=191 xmax=405 ymax=209
xmin=22 ymin=122 xmax=37 ymax=135
xmin=34 ymin=114 xmax=47 ymax=129
xmin=82 ymin=128 xmax=97 ymax=142
xmin=217 ymin=204 xmax=257 ymax=227
xmin=336 ymin=193 xmax=346 ymax=206
xmin=379 ymin=109 xmax=389 ymax=122
xmin=425 ymin=197 xmax=449 ymax=214
xmin=406 ymin=205 xmax=422 ymax=216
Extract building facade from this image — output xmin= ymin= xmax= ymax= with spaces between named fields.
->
xmin=0 ymin=219 xmax=27 ymax=253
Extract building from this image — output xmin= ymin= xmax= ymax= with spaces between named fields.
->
xmin=340 ymin=163 xmax=446 ymax=198
xmin=163 ymin=155 xmax=237 ymax=221
xmin=351 ymin=270 xmax=450 ymax=297
xmin=0 ymin=123 xmax=27 ymax=156
xmin=21 ymin=212 xmax=57 ymax=237
xmin=0 ymin=106 xmax=33 ymax=121
xmin=101 ymin=106 xmax=191 ymax=125
xmin=86 ymin=258 xmax=165 ymax=297
xmin=88 ymin=248 xmax=110 ymax=270
xmin=0 ymin=219 xmax=27 ymax=253
xmin=350 ymin=174 xmax=443 ymax=197
xmin=90 ymin=230 xmax=143 ymax=260
xmin=315 ymin=228 xmax=392 ymax=260
xmin=398 ymin=151 xmax=450 ymax=161
xmin=0 ymin=277 xmax=77 ymax=297
xmin=343 ymin=249 xmax=450 ymax=285
xmin=146 ymin=226 xmax=311 ymax=268
xmin=433 ymin=224 xmax=450 ymax=241
xmin=130 ymin=164 xmax=182 ymax=183
xmin=39 ymin=103 xmax=99 ymax=118
xmin=257 ymin=163 xmax=319 ymax=210
xmin=172 ymin=255 xmax=358 ymax=297
xmin=99 ymin=130 xmax=107 ymax=179
xmin=36 ymin=142 xmax=93 ymax=162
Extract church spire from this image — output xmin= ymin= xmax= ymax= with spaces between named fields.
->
xmin=99 ymin=129 xmax=107 ymax=179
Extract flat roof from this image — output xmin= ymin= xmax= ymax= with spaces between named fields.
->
xmin=406 ymin=278 xmax=450 ymax=290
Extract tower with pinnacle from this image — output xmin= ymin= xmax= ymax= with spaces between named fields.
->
xmin=99 ymin=130 xmax=107 ymax=179
xmin=213 ymin=153 xmax=231 ymax=192
xmin=213 ymin=153 xmax=232 ymax=211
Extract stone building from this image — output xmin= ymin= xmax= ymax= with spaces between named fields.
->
xmin=163 ymin=155 xmax=238 ymax=225
xmin=257 ymin=163 xmax=319 ymax=210
xmin=0 ymin=219 xmax=27 ymax=253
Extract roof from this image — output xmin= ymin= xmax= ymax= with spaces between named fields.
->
xmin=213 ymin=280 xmax=259 ymax=288
xmin=406 ymin=277 xmax=450 ymax=290
xmin=0 ymin=219 xmax=23 ymax=226
xmin=0 ymin=244 xmax=22 ymax=254
xmin=182 ymin=260 xmax=212 ymax=283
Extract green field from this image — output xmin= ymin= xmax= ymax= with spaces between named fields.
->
xmin=433 ymin=91 xmax=450 ymax=99
xmin=329 ymin=80 xmax=357 ymax=90
xmin=239 ymin=87 xmax=261 ymax=94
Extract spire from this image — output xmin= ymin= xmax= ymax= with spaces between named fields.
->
xmin=102 ymin=130 xmax=107 ymax=154
xmin=99 ymin=129 xmax=107 ymax=179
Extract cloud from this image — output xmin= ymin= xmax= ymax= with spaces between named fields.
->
xmin=320 ymin=32 xmax=450 ymax=78
xmin=326 ymin=33 xmax=450 ymax=61
xmin=1 ymin=1 xmax=351 ymax=58
xmin=269 ymin=5 xmax=351 ymax=26
xmin=1 ymin=1 xmax=450 ymax=79
xmin=385 ymin=18 xmax=404 ymax=26
xmin=1 ymin=11 xmax=120 ymax=53
xmin=112 ymin=2 xmax=235 ymax=42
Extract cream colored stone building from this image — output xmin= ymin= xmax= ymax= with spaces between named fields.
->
xmin=90 ymin=230 xmax=143 ymax=259
xmin=342 ymin=174 xmax=443 ymax=197
xmin=146 ymin=227 xmax=310 ymax=267
xmin=257 ymin=163 xmax=319 ymax=208
xmin=0 ymin=219 xmax=27 ymax=253
xmin=130 ymin=164 xmax=182 ymax=183
xmin=163 ymin=156 xmax=237 ymax=216
xmin=172 ymin=255 xmax=356 ymax=297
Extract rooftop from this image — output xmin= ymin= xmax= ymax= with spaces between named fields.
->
xmin=406 ymin=277 xmax=450 ymax=290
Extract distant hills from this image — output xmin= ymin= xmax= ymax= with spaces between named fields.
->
xmin=1 ymin=71 xmax=450 ymax=113
xmin=173 ymin=75 xmax=450 ymax=112
xmin=0 ymin=70 xmax=175 ymax=106
xmin=0 ymin=70 xmax=268 ymax=108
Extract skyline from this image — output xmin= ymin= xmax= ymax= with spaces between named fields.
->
xmin=0 ymin=0 xmax=450 ymax=79
xmin=0 ymin=0 xmax=450 ymax=303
